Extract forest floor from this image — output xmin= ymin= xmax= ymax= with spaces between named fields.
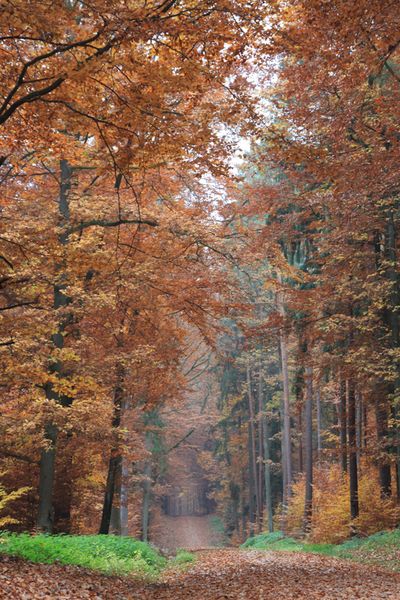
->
xmin=2 ymin=548 xmax=400 ymax=600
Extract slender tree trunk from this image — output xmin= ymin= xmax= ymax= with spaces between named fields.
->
xmin=316 ymin=386 xmax=322 ymax=462
xmin=247 ymin=422 xmax=256 ymax=537
xmin=339 ymin=376 xmax=347 ymax=473
xmin=257 ymin=363 xmax=264 ymax=531
xmin=375 ymin=391 xmax=392 ymax=497
xmin=356 ymin=390 xmax=361 ymax=470
xmin=247 ymin=365 xmax=261 ymax=530
xmin=303 ymin=366 xmax=313 ymax=532
xmin=348 ymin=379 xmax=359 ymax=530
xmin=37 ymin=159 xmax=72 ymax=532
xmin=119 ymin=455 xmax=129 ymax=536
xmin=263 ymin=409 xmax=273 ymax=533
xmin=141 ymin=461 xmax=152 ymax=542
xmin=383 ymin=211 xmax=400 ymax=499
xmin=99 ymin=363 xmax=125 ymax=534
xmin=276 ymin=286 xmax=292 ymax=511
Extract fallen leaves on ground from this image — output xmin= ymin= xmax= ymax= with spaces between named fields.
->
xmin=1 ymin=549 xmax=400 ymax=599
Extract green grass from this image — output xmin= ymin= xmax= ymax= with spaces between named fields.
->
xmin=0 ymin=533 xmax=167 ymax=577
xmin=171 ymin=548 xmax=196 ymax=565
xmin=241 ymin=529 xmax=400 ymax=571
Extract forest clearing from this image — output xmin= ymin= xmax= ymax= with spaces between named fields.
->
xmin=1 ymin=0 xmax=400 ymax=597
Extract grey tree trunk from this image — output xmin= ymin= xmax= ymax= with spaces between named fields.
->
xmin=246 ymin=365 xmax=261 ymax=531
xmin=119 ymin=454 xmax=129 ymax=536
xmin=279 ymin=327 xmax=292 ymax=507
xmin=339 ymin=376 xmax=347 ymax=473
xmin=303 ymin=366 xmax=313 ymax=532
xmin=263 ymin=410 xmax=274 ymax=533
xmin=316 ymin=386 xmax=322 ymax=462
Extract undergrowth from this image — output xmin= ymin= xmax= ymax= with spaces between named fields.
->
xmin=241 ymin=529 xmax=400 ymax=571
xmin=0 ymin=533 xmax=169 ymax=577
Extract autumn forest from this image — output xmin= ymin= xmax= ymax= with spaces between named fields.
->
xmin=1 ymin=1 xmax=400 ymax=598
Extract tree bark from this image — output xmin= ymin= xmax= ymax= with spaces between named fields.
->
xmin=99 ymin=363 xmax=125 ymax=534
xmin=339 ymin=376 xmax=347 ymax=473
xmin=303 ymin=366 xmax=313 ymax=533
xmin=276 ymin=286 xmax=292 ymax=518
xmin=37 ymin=159 xmax=72 ymax=532
xmin=247 ymin=365 xmax=261 ymax=531
xmin=348 ymin=379 xmax=359 ymax=530
xmin=263 ymin=410 xmax=274 ymax=533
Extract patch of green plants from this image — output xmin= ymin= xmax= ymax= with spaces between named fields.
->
xmin=0 ymin=533 xmax=167 ymax=577
xmin=171 ymin=548 xmax=196 ymax=565
xmin=241 ymin=530 xmax=305 ymax=551
xmin=241 ymin=529 xmax=400 ymax=571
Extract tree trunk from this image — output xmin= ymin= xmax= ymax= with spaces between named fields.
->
xmin=119 ymin=455 xmax=129 ymax=536
xmin=37 ymin=159 xmax=72 ymax=532
xmin=316 ymin=386 xmax=322 ymax=462
xmin=277 ymin=286 xmax=292 ymax=512
xmin=99 ymin=454 xmax=122 ymax=534
xmin=99 ymin=363 xmax=125 ymax=534
xmin=141 ymin=461 xmax=152 ymax=542
xmin=375 ymin=391 xmax=392 ymax=497
xmin=263 ymin=410 xmax=274 ymax=533
xmin=303 ymin=366 xmax=313 ymax=532
xmin=247 ymin=365 xmax=261 ymax=531
xmin=339 ymin=376 xmax=347 ymax=473
xmin=37 ymin=423 xmax=58 ymax=531
xmin=247 ymin=421 xmax=256 ymax=537
xmin=257 ymin=363 xmax=264 ymax=531
xmin=348 ymin=379 xmax=359 ymax=529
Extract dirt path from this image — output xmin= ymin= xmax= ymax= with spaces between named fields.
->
xmin=151 ymin=514 xmax=223 ymax=551
xmin=2 ymin=549 xmax=400 ymax=599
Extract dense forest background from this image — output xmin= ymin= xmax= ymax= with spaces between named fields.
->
xmin=1 ymin=0 xmax=400 ymax=548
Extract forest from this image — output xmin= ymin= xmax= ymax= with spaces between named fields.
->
xmin=0 ymin=1 xmax=400 ymax=598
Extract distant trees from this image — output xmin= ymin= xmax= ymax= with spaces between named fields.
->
xmin=212 ymin=0 xmax=400 ymax=542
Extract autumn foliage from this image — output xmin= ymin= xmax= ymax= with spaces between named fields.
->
xmin=0 ymin=0 xmax=400 ymax=548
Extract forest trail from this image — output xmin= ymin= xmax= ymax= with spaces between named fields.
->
xmin=2 ymin=549 xmax=400 ymax=599
xmin=151 ymin=514 xmax=223 ymax=551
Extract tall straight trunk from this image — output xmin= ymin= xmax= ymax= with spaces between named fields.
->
xmin=339 ymin=376 xmax=347 ymax=473
xmin=247 ymin=365 xmax=261 ymax=531
xmin=356 ymin=390 xmax=361 ymax=469
xmin=316 ymin=386 xmax=322 ymax=462
xmin=303 ymin=366 xmax=313 ymax=532
xmin=115 ymin=396 xmax=130 ymax=535
xmin=280 ymin=331 xmax=292 ymax=505
xmin=276 ymin=278 xmax=292 ymax=494
xmin=141 ymin=461 xmax=152 ymax=542
xmin=240 ymin=468 xmax=247 ymax=541
xmin=37 ymin=160 xmax=72 ymax=532
xmin=297 ymin=400 xmax=303 ymax=473
xmin=257 ymin=363 xmax=264 ymax=531
xmin=247 ymin=422 xmax=256 ymax=537
xmin=119 ymin=455 xmax=129 ymax=536
xmin=277 ymin=286 xmax=292 ymax=511
xmin=383 ymin=211 xmax=399 ymax=499
xmin=347 ymin=379 xmax=359 ymax=529
xmin=375 ymin=391 xmax=392 ymax=497
xmin=263 ymin=409 xmax=273 ymax=533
